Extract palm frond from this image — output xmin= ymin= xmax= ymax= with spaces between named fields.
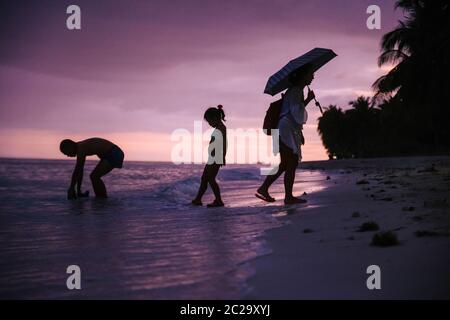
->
xmin=380 ymin=24 xmax=411 ymax=52
xmin=372 ymin=71 xmax=399 ymax=94
xmin=378 ymin=49 xmax=409 ymax=67
xmin=395 ymin=0 xmax=420 ymax=12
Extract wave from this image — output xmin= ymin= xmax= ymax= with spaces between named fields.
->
xmin=218 ymin=166 xmax=261 ymax=181
xmin=151 ymin=176 xmax=200 ymax=207
xmin=149 ymin=166 xmax=261 ymax=207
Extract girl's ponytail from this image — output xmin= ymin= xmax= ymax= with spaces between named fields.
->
xmin=217 ymin=105 xmax=226 ymax=121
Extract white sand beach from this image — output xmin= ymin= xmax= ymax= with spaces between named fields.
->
xmin=246 ymin=156 xmax=450 ymax=299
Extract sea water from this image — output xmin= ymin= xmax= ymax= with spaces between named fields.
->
xmin=0 ymin=158 xmax=327 ymax=299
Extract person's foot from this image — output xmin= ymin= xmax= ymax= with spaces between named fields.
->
xmin=191 ymin=199 xmax=203 ymax=206
xmin=207 ymin=199 xmax=224 ymax=208
xmin=284 ymin=197 xmax=307 ymax=205
xmin=77 ymin=190 xmax=90 ymax=198
xmin=255 ymin=188 xmax=276 ymax=202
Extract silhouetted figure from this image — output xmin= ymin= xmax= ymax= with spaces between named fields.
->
xmin=256 ymin=64 xmax=315 ymax=204
xmin=59 ymin=138 xmax=124 ymax=199
xmin=192 ymin=105 xmax=227 ymax=208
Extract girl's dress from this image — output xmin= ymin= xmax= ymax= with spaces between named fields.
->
xmin=207 ymin=126 xmax=227 ymax=166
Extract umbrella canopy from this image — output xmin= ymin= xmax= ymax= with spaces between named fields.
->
xmin=264 ymin=48 xmax=337 ymax=96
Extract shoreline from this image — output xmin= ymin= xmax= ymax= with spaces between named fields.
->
xmin=1 ymin=154 xmax=449 ymax=165
xmin=245 ymin=156 xmax=450 ymax=299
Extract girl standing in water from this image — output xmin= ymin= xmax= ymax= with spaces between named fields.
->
xmin=192 ymin=105 xmax=227 ymax=207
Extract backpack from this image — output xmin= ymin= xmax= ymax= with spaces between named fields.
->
xmin=263 ymin=94 xmax=284 ymax=135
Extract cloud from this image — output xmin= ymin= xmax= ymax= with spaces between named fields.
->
xmin=0 ymin=0 xmax=400 ymax=80
xmin=0 ymin=0 xmax=403 ymax=160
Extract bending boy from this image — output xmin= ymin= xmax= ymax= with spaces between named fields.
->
xmin=59 ymin=138 xmax=124 ymax=199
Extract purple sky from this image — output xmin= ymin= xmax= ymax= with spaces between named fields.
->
xmin=0 ymin=0 xmax=402 ymax=161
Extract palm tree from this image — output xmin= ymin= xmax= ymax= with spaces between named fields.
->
xmin=317 ymin=105 xmax=347 ymax=159
xmin=346 ymin=96 xmax=381 ymax=157
xmin=373 ymin=0 xmax=450 ymax=151
xmin=318 ymin=97 xmax=382 ymax=159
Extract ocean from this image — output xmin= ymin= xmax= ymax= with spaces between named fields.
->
xmin=0 ymin=158 xmax=327 ymax=299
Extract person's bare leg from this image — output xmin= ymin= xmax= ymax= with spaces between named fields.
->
xmin=284 ymin=161 xmax=296 ymax=199
xmin=207 ymin=177 xmax=224 ymax=207
xmin=258 ymin=140 xmax=288 ymax=200
xmin=90 ymin=160 xmax=113 ymax=198
xmin=284 ymin=154 xmax=306 ymax=204
xmin=192 ymin=176 xmax=208 ymax=205
xmin=205 ymin=165 xmax=224 ymax=207
xmin=209 ymin=174 xmax=222 ymax=203
xmin=259 ymin=164 xmax=285 ymax=194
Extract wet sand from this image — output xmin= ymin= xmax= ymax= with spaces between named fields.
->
xmin=246 ymin=156 xmax=450 ymax=299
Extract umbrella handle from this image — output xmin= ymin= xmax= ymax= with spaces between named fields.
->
xmin=307 ymin=85 xmax=323 ymax=115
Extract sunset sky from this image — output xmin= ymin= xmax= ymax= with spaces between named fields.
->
xmin=0 ymin=0 xmax=402 ymax=162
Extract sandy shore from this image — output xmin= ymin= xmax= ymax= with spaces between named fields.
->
xmin=246 ymin=156 xmax=450 ymax=299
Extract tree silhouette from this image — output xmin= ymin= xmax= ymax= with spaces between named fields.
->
xmin=318 ymin=97 xmax=381 ymax=159
xmin=317 ymin=105 xmax=346 ymax=159
xmin=318 ymin=0 xmax=450 ymax=159
xmin=373 ymin=0 xmax=450 ymax=152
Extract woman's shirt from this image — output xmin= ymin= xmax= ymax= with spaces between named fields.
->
xmin=276 ymin=86 xmax=308 ymax=157
xmin=279 ymin=86 xmax=308 ymax=128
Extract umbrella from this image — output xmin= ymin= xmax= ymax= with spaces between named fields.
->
xmin=264 ymin=48 xmax=337 ymax=113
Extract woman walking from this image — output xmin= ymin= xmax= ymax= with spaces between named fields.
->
xmin=256 ymin=63 xmax=315 ymax=204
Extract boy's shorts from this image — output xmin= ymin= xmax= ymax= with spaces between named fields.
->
xmin=102 ymin=145 xmax=124 ymax=168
